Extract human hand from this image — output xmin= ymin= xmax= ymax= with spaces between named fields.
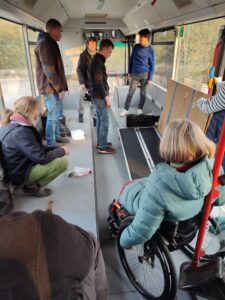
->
xmin=127 ymin=74 xmax=131 ymax=81
xmin=147 ymin=80 xmax=152 ymax=85
xmin=62 ymin=146 xmax=70 ymax=155
xmin=59 ymin=91 xmax=65 ymax=100
xmin=80 ymin=84 xmax=86 ymax=91
xmin=214 ymin=77 xmax=222 ymax=85
xmin=105 ymin=96 xmax=111 ymax=108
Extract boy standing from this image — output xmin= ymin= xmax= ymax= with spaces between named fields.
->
xmin=120 ymin=28 xmax=155 ymax=116
xmin=90 ymin=39 xmax=116 ymax=154
xmin=77 ymin=37 xmax=97 ymax=122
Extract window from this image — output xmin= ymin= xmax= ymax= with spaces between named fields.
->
xmin=0 ymin=19 xmax=32 ymax=109
xmin=152 ymin=28 xmax=176 ymax=88
xmin=27 ymin=28 xmax=39 ymax=95
xmin=174 ymin=18 xmax=225 ymax=91
xmin=105 ymin=41 xmax=128 ymax=93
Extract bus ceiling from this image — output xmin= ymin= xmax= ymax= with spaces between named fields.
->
xmin=0 ymin=0 xmax=225 ymax=34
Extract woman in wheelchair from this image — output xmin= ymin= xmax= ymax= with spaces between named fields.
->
xmin=117 ymin=119 xmax=225 ymax=250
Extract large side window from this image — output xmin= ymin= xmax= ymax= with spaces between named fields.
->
xmin=174 ymin=18 xmax=225 ymax=91
xmin=0 ymin=19 xmax=32 ymax=109
xmin=105 ymin=40 xmax=128 ymax=93
xmin=27 ymin=28 xmax=39 ymax=96
xmin=152 ymin=28 xmax=176 ymax=88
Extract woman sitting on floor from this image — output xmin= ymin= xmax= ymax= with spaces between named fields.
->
xmin=0 ymin=96 xmax=70 ymax=197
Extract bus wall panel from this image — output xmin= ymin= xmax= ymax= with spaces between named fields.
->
xmin=158 ymin=80 xmax=210 ymax=135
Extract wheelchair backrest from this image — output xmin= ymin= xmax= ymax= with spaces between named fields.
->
xmin=159 ymin=212 xmax=201 ymax=251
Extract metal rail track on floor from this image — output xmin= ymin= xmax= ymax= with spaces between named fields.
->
xmin=118 ymin=126 xmax=164 ymax=180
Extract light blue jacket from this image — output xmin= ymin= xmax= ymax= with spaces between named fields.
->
xmin=119 ymin=157 xmax=225 ymax=249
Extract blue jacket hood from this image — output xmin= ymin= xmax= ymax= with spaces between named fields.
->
xmin=37 ymin=31 xmax=49 ymax=42
xmin=155 ymin=157 xmax=212 ymax=200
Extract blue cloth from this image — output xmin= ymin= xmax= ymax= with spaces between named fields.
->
xmin=206 ymin=110 xmax=225 ymax=170
xmin=44 ymin=92 xmax=61 ymax=145
xmin=128 ymin=43 xmax=155 ymax=81
xmin=119 ymin=157 xmax=225 ymax=249
xmin=94 ymin=99 xmax=109 ymax=148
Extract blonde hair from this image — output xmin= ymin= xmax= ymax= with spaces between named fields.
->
xmin=1 ymin=96 xmax=38 ymax=125
xmin=160 ymin=119 xmax=215 ymax=163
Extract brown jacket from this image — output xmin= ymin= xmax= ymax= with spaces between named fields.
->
xmin=0 ymin=210 xmax=95 ymax=300
xmin=35 ymin=32 xmax=68 ymax=94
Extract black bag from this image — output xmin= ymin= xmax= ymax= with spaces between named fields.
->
xmin=0 ymin=123 xmax=20 ymax=215
xmin=126 ymin=114 xmax=159 ymax=127
xmin=0 ymin=173 xmax=13 ymax=215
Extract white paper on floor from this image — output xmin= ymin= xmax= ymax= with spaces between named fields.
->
xmin=71 ymin=129 xmax=85 ymax=140
xmin=67 ymin=166 xmax=92 ymax=177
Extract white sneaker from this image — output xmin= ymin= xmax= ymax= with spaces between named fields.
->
xmin=120 ymin=109 xmax=128 ymax=117
xmin=137 ymin=109 xmax=143 ymax=115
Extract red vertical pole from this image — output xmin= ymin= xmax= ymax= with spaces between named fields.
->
xmin=192 ymin=119 xmax=225 ymax=267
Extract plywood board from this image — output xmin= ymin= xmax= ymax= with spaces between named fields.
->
xmin=158 ymin=80 xmax=177 ymax=135
xmin=169 ymin=82 xmax=193 ymax=121
xmin=188 ymin=90 xmax=210 ymax=132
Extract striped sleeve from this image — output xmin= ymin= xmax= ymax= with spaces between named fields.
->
xmin=197 ymin=83 xmax=225 ymax=113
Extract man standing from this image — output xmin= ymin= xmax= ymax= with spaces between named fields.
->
xmin=90 ymin=39 xmax=116 ymax=154
xmin=120 ymin=28 xmax=155 ymax=116
xmin=35 ymin=18 xmax=69 ymax=145
xmin=77 ymin=37 xmax=97 ymax=122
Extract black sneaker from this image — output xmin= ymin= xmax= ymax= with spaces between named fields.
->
xmin=97 ymin=146 xmax=116 ymax=154
xmin=79 ymin=114 xmax=84 ymax=122
xmin=23 ymin=184 xmax=53 ymax=198
xmin=96 ymin=142 xmax=112 ymax=149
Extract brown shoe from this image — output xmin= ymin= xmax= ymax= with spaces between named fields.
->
xmin=56 ymin=137 xmax=70 ymax=144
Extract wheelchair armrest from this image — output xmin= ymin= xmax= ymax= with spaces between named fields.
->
xmin=120 ymin=216 xmax=134 ymax=230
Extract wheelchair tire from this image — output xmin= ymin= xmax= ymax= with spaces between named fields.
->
xmin=183 ymin=216 xmax=224 ymax=261
xmin=117 ymin=228 xmax=177 ymax=300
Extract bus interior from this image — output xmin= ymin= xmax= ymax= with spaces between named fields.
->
xmin=1 ymin=0 xmax=225 ymax=299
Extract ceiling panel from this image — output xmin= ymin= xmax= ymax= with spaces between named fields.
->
xmin=61 ymin=0 xmax=138 ymax=19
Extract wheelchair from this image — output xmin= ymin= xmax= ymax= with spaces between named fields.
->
xmin=108 ymin=200 xmax=224 ymax=300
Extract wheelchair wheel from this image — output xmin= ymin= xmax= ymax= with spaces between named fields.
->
xmin=183 ymin=216 xmax=224 ymax=261
xmin=117 ymin=229 xmax=177 ymax=300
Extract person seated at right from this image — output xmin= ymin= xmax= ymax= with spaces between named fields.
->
xmin=197 ymin=76 xmax=225 ymax=169
xmin=117 ymin=119 xmax=225 ymax=249
xmin=0 ymin=96 xmax=69 ymax=198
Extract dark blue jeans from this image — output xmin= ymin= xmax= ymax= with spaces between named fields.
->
xmin=94 ymin=99 xmax=109 ymax=148
xmin=124 ymin=72 xmax=148 ymax=110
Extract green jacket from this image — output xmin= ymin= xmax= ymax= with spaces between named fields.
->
xmin=119 ymin=157 xmax=225 ymax=248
